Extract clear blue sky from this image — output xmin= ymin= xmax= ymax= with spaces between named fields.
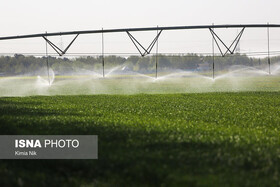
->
xmin=0 ymin=0 xmax=279 ymax=56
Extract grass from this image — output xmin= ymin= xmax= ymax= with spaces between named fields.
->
xmin=0 ymin=92 xmax=280 ymax=186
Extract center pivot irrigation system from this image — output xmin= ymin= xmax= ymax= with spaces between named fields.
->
xmin=0 ymin=23 xmax=279 ymax=83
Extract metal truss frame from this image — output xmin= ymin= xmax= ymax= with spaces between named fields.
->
xmin=126 ymin=30 xmax=162 ymax=57
xmin=209 ymin=27 xmax=245 ymax=57
xmin=42 ymin=34 xmax=79 ymax=56
xmin=0 ymin=23 xmax=277 ymax=81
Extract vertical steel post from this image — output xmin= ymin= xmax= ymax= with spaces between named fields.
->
xmin=102 ymin=28 xmax=105 ymax=78
xmin=267 ymin=23 xmax=271 ymax=75
xmin=212 ymin=23 xmax=215 ymax=79
xmin=45 ymin=31 xmax=50 ymax=85
xmin=155 ymin=26 xmax=159 ymax=79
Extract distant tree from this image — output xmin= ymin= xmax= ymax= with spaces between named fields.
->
xmin=0 ymin=53 xmax=279 ymax=76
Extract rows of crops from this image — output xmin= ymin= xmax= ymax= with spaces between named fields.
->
xmin=0 ymin=92 xmax=280 ymax=186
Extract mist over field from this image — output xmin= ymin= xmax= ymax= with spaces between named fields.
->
xmin=0 ymin=54 xmax=280 ymax=96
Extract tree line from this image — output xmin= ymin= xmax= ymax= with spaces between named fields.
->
xmin=0 ymin=53 xmax=279 ymax=75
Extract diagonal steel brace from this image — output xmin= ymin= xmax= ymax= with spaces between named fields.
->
xmin=42 ymin=34 xmax=79 ymax=56
xmin=127 ymin=30 xmax=162 ymax=57
xmin=209 ymin=27 xmax=245 ymax=57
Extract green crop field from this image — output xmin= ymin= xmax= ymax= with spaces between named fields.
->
xmin=0 ymin=92 xmax=280 ymax=186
